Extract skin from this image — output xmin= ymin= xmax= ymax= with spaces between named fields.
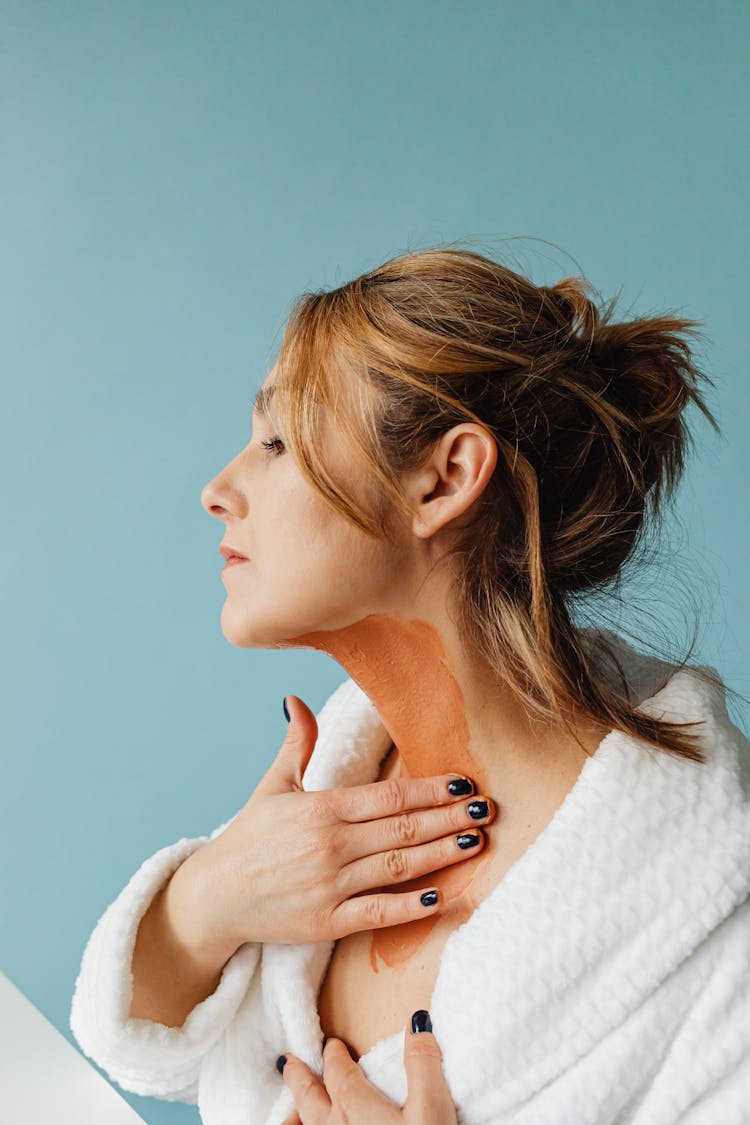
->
xmin=200 ymin=365 xmax=609 ymax=979
xmin=278 ymin=1024 xmax=457 ymax=1125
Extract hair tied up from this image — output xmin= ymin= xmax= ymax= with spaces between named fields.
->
xmin=542 ymin=276 xmax=602 ymax=357
xmin=274 ymin=244 xmax=725 ymax=765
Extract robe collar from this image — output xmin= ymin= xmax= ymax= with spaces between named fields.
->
xmin=263 ymin=629 xmax=750 ymax=1120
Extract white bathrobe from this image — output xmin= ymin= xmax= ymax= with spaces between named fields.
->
xmin=69 ymin=630 xmax=750 ymax=1125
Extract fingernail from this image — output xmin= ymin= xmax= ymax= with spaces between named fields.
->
xmin=420 ymin=888 xmax=438 ymax=907
xmin=276 ymin=1054 xmax=287 ymax=1074
xmin=457 ymin=832 xmax=481 ymax=849
xmin=447 ymin=777 xmax=473 ymax=796
xmin=411 ymin=1009 xmax=432 ymax=1033
xmin=282 ymin=697 xmax=290 ymax=723
xmin=467 ymin=800 xmax=489 ymax=819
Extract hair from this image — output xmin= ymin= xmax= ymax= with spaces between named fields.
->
xmin=269 ymin=243 xmax=726 ymax=764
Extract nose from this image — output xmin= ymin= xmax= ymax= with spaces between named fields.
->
xmin=200 ymin=475 xmax=231 ymax=519
xmin=201 ymin=447 xmax=249 ymax=519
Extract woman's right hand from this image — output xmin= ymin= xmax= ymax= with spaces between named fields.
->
xmin=167 ymin=695 xmax=497 ymax=962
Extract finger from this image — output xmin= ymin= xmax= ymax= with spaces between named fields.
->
xmin=328 ymin=773 xmax=477 ymax=824
xmin=279 ymin=1114 xmax=302 ymax=1125
xmin=335 ymin=793 xmax=496 ymax=866
xmin=257 ymin=695 xmax=319 ymax=797
xmin=322 ymin=1038 xmax=395 ymax=1116
xmin=403 ymin=1010 xmax=456 ymax=1119
xmin=280 ymin=1053 xmax=330 ymax=1123
xmin=331 ymin=826 xmax=487 ymax=932
xmin=329 ymin=884 xmax=445 ymax=938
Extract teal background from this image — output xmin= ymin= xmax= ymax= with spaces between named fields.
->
xmin=1 ymin=2 xmax=748 ymax=1122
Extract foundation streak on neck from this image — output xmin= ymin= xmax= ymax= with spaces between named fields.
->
xmin=289 ymin=613 xmax=494 ymax=973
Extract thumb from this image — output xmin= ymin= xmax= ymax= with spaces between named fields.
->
xmin=403 ymin=1010 xmax=455 ymax=1121
xmin=255 ymin=695 xmax=319 ymax=797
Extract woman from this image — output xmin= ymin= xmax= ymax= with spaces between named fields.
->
xmin=70 ymin=246 xmax=750 ymax=1125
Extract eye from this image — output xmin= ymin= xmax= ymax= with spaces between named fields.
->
xmin=260 ymin=436 xmax=285 ymax=457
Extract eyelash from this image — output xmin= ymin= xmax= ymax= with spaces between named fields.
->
xmin=260 ymin=436 xmax=285 ymax=457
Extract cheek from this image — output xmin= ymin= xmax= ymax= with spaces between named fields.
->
xmin=250 ymin=468 xmax=320 ymax=545
xmin=259 ymin=471 xmax=350 ymax=557
xmin=249 ymin=462 xmax=399 ymax=598
xmin=277 ymin=512 xmax=396 ymax=616
xmin=287 ymin=519 xmax=381 ymax=592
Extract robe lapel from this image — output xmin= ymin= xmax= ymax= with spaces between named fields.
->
xmin=262 ymin=632 xmax=750 ymax=1123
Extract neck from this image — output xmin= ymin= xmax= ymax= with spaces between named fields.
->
xmin=291 ymin=612 xmax=610 ymax=975
xmin=288 ymin=612 xmax=606 ymax=811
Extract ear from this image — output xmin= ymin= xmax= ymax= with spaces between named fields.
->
xmin=406 ymin=424 xmax=498 ymax=540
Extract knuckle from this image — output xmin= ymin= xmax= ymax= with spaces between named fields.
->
xmin=315 ymin=836 xmax=339 ymax=868
xmin=298 ymin=829 xmax=336 ymax=867
xmin=376 ymin=778 xmax=405 ymax=814
xmin=384 ymin=847 xmax=409 ymax=880
xmin=394 ymin=811 xmax=419 ymax=845
xmin=306 ymin=791 xmax=333 ymax=822
xmin=325 ymin=826 xmax=346 ymax=857
xmin=362 ymin=896 xmax=387 ymax=927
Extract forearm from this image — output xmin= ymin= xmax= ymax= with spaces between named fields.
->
xmin=128 ymin=864 xmax=233 ymax=1027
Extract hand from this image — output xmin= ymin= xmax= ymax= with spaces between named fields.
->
xmin=277 ymin=1010 xmax=458 ymax=1125
xmin=169 ymin=694 xmax=496 ymax=961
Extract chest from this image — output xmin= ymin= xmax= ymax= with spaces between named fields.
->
xmin=315 ymin=743 xmax=498 ymax=1061
xmin=316 ymin=910 xmax=454 ymax=1061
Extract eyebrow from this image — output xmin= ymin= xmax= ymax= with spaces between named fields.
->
xmin=252 ymin=383 xmax=276 ymax=418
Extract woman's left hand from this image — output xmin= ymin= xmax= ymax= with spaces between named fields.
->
xmin=278 ymin=1009 xmax=458 ymax=1125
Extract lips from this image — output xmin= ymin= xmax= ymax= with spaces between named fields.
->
xmin=219 ymin=544 xmax=249 ymax=562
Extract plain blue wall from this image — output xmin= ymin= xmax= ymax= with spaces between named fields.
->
xmin=1 ymin=2 xmax=748 ymax=1122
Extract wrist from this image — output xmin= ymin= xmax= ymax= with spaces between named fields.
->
xmin=163 ymin=846 xmax=239 ymax=969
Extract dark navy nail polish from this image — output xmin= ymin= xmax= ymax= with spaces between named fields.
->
xmin=447 ymin=777 xmax=473 ymax=796
xmin=468 ymin=800 xmax=489 ymax=819
xmin=420 ymin=888 xmax=438 ymax=907
xmin=283 ymin=697 xmax=290 ymax=723
xmin=457 ymin=832 xmax=481 ymax=849
xmin=276 ymin=1054 xmax=287 ymax=1074
xmin=412 ymin=1009 xmax=432 ymax=1033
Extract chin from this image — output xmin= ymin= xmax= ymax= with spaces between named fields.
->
xmin=218 ymin=604 xmax=311 ymax=651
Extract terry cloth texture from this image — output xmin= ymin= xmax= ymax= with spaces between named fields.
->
xmin=70 ymin=629 xmax=750 ymax=1124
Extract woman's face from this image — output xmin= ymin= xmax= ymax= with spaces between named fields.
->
xmin=200 ymin=369 xmax=416 ymax=650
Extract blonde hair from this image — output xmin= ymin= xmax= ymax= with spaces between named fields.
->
xmin=271 ymin=244 xmax=723 ymax=763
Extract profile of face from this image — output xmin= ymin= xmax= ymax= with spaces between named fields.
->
xmin=199 ymin=366 xmax=421 ymax=653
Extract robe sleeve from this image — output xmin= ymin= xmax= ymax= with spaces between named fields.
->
xmin=68 ymin=675 xmax=358 ymax=1104
xmin=69 ymin=813 xmax=261 ymax=1103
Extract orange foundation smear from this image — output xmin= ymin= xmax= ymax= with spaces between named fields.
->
xmin=289 ymin=613 xmax=495 ymax=971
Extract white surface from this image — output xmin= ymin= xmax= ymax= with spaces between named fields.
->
xmin=0 ymin=969 xmax=147 ymax=1123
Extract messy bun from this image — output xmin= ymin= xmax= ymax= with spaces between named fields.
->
xmin=531 ymin=274 xmax=714 ymax=594
xmin=273 ymin=245 xmax=721 ymax=763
